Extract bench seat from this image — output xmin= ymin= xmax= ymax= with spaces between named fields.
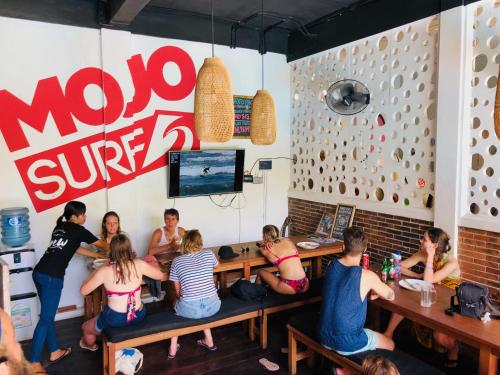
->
xmin=287 ymin=311 xmax=445 ymax=375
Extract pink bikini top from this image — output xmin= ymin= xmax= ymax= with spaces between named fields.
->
xmin=106 ymin=263 xmax=142 ymax=322
xmin=265 ymin=243 xmax=300 ymax=267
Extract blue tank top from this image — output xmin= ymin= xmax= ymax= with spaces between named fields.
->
xmin=319 ymin=258 xmax=368 ymax=352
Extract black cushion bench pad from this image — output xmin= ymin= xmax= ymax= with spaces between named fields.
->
xmin=261 ymin=277 xmax=323 ymax=308
xmin=104 ymin=296 xmax=261 ymax=343
xmin=288 ymin=311 xmax=445 ymax=375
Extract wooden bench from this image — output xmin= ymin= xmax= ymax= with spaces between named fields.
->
xmin=287 ymin=311 xmax=445 ymax=375
xmin=102 ymin=296 xmax=261 ymax=375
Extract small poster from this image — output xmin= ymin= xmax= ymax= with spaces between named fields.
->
xmin=331 ymin=204 xmax=356 ymax=241
xmin=11 ymin=303 xmax=32 ymax=329
xmin=315 ymin=212 xmax=335 ymax=237
xmin=233 ymin=95 xmax=253 ymax=138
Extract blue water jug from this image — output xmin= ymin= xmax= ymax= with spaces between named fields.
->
xmin=1 ymin=207 xmax=31 ymax=247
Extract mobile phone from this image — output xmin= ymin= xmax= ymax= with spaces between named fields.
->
xmin=444 ymin=308 xmax=454 ymax=316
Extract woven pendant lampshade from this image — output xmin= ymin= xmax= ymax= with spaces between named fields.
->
xmin=250 ymin=89 xmax=276 ymax=145
xmin=194 ymin=57 xmax=235 ymax=142
xmin=494 ymin=64 xmax=500 ymax=140
xmin=250 ymin=0 xmax=277 ymax=145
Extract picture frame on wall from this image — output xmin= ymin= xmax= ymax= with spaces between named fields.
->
xmin=315 ymin=212 xmax=335 ymax=237
xmin=331 ymin=204 xmax=356 ymax=241
xmin=233 ymin=95 xmax=253 ymax=138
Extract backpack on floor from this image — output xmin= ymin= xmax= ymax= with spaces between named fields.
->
xmin=231 ymin=279 xmax=267 ymax=301
xmin=450 ymin=282 xmax=499 ymax=319
xmin=115 ymin=348 xmax=143 ymax=375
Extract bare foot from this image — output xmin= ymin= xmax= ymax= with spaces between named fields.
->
xmin=29 ymin=362 xmax=47 ymax=374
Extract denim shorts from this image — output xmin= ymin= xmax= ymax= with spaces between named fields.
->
xmin=324 ymin=328 xmax=378 ymax=356
xmin=95 ymin=304 xmax=146 ymax=332
xmin=175 ymin=295 xmax=221 ymax=319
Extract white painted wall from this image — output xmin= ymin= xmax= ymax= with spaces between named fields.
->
xmin=0 ymin=17 xmax=290 ymax=316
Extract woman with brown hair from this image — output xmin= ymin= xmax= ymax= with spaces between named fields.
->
xmin=256 ymin=225 xmax=309 ymax=295
xmin=383 ymin=227 xmax=461 ymax=367
xmin=100 ymin=211 xmax=122 ymax=245
xmin=79 ymin=234 xmax=164 ymax=351
xmin=361 ymin=356 xmax=400 ymax=375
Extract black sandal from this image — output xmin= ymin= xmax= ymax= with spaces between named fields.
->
xmin=47 ymin=347 xmax=72 ymax=366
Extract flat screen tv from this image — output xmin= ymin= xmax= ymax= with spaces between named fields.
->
xmin=168 ymin=150 xmax=245 ymax=198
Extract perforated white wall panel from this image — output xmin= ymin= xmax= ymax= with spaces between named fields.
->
xmin=289 ymin=16 xmax=439 ymax=219
xmin=466 ymin=0 xmax=500 ymax=220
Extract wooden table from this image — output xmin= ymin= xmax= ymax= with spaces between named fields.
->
xmin=371 ymin=279 xmax=500 ymax=375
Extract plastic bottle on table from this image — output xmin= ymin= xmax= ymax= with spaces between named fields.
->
xmin=392 ymin=251 xmax=402 ymax=279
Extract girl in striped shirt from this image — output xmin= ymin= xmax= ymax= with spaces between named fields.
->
xmin=168 ymin=230 xmax=220 ymax=359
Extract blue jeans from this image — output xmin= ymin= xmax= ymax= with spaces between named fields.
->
xmin=29 ymin=272 xmax=64 ymax=362
xmin=175 ymin=295 xmax=221 ymax=319
xmin=95 ymin=305 xmax=146 ymax=332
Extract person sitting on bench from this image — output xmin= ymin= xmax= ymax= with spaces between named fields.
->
xmin=361 ymin=356 xmax=400 ymax=375
xmin=147 ymin=208 xmax=185 ymax=258
xmin=256 ymin=224 xmax=309 ymax=295
xmin=80 ymin=234 xmax=164 ymax=351
xmin=319 ymin=227 xmax=395 ymax=365
xmin=167 ymin=230 xmax=221 ymax=359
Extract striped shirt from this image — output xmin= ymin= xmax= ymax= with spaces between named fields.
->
xmin=169 ymin=249 xmax=218 ymax=301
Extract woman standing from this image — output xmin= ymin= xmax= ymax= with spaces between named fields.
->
xmin=80 ymin=234 xmax=164 ymax=351
xmin=29 ymin=201 xmax=107 ymax=374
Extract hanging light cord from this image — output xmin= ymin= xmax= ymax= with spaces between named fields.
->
xmin=211 ymin=0 xmax=215 ymax=57
xmin=261 ymin=0 xmax=264 ymax=90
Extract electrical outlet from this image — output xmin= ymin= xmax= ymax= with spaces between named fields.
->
xmin=243 ymin=174 xmax=254 ymax=183
xmin=253 ymin=176 xmax=264 ymax=184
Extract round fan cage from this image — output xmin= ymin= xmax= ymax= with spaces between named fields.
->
xmin=325 ymin=79 xmax=370 ymax=115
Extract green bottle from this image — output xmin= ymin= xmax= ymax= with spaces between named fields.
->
xmin=381 ymin=258 xmax=388 ymax=284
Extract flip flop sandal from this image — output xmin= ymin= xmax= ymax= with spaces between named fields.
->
xmin=196 ymin=339 xmax=217 ymax=351
xmin=47 ymin=347 xmax=72 ymax=366
xmin=167 ymin=344 xmax=180 ymax=359
xmin=259 ymin=358 xmax=279 ymax=371
xmin=79 ymin=338 xmax=98 ymax=352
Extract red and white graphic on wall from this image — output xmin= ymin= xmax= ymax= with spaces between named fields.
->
xmin=0 ymin=46 xmax=200 ymax=212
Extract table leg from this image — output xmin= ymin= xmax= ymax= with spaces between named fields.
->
xmin=313 ymin=256 xmax=322 ymax=279
xmin=92 ymin=288 xmax=101 ymax=319
xmin=479 ymin=345 xmax=498 ymax=375
xmin=288 ymin=329 xmax=298 ymax=375
xmin=219 ymin=272 xmax=227 ymax=295
xmin=243 ymin=262 xmax=251 ymax=280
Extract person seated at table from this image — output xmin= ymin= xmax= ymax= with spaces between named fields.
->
xmin=0 ymin=308 xmax=32 ymax=375
xmin=100 ymin=211 xmax=123 ymax=245
xmin=167 ymin=230 xmax=220 ymax=359
xmin=147 ymin=208 xmax=185 ymax=259
xmin=362 ymin=356 xmax=400 ymax=375
xmin=319 ymin=227 xmax=395 ymax=363
xmin=255 ymin=224 xmax=309 ymax=295
xmin=79 ymin=234 xmax=164 ymax=352
xmin=383 ymin=227 xmax=460 ymax=368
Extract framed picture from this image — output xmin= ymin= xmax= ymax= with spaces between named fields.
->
xmin=331 ymin=204 xmax=356 ymax=241
xmin=315 ymin=212 xmax=335 ymax=237
xmin=233 ymin=95 xmax=253 ymax=138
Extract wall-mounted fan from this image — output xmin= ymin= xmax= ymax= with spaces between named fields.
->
xmin=325 ymin=79 xmax=370 ymax=115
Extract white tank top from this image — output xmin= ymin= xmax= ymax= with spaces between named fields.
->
xmin=157 ymin=226 xmax=181 ymax=246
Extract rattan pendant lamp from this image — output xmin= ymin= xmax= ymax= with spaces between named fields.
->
xmin=250 ymin=0 xmax=277 ymax=145
xmin=194 ymin=0 xmax=234 ymax=142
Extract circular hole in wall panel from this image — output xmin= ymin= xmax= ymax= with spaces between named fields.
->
xmin=487 ymin=35 xmax=499 ymax=49
xmin=395 ymin=31 xmax=404 ymax=42
xmin=392 ymin=148 xmax=404 ymax=162
xmin=486 ymin=75 xmax=498 ymax=88
xmin=392 ymin=74 xmax=404 ymax=89
xmin=489 ymin=145 xmax=497 ymax=155
xmin=378 ymin=36 xmax=388 ymax=50
xmin=319 ymin=150 xmax=326 ymax=161
xmin=308 ymin=178 xmax=314 ymax=189
xmin=375 ymin=187 xmax=385 ymax=201
xmin=472 ymin=117 xmax=481 ymax=129
xmin=392 ymin=193 xmax=399 ymax=203
xmin=487 ymin=17 xmax=497 ymax=28
xmin=471 ymin=153 xmax=484 ymax=170
xmin=338 ymin=48 xmax=347 ymax=61
xmin=426 ymin=103 xmax=437 ymax=121
xmin=485 ymin=167 xmax=494 ymax=177
xmin=473 ymin=54 xmax=488 ymax=72
xmin=339 ymin=182 xmax=346 ymax=194
xmin=491 ymin=208 xmax=498 ymax=217
xmin=470 ymin=203 xmax=480 ymax=214
xmin=482 ymin=129 xmax=489 ymax=139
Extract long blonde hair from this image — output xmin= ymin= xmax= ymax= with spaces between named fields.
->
xmin=262 ymin=225 xmax=280 ymax=244
xmin=109 ymin=234 xmax=137 ymax=284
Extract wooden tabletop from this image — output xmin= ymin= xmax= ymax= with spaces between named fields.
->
xmin=156 ymin=235 xmax=343 ymax=273
xmin=371 ymin=277 xmax=500 ymax=375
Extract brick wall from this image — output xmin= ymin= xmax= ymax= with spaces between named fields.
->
xmin=458 ymin=227 xmax=500 ymax=302
xmin=289 ymin=197 xmax=500 ymax=302
xmin=288 ymin=197 xmax=433 ymax=268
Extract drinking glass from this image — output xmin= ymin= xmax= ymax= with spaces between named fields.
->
xmin=420 ymin=284 xmax=437 ymax=307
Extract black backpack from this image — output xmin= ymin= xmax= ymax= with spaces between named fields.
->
xmin=450 ymin=282 xmax=499 ymax=319
xmin=231 ymin=279 xmax=267 ymax=301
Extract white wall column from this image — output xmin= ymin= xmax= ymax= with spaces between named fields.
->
xmin=434 ymin=5 xmax=472 ymax=253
